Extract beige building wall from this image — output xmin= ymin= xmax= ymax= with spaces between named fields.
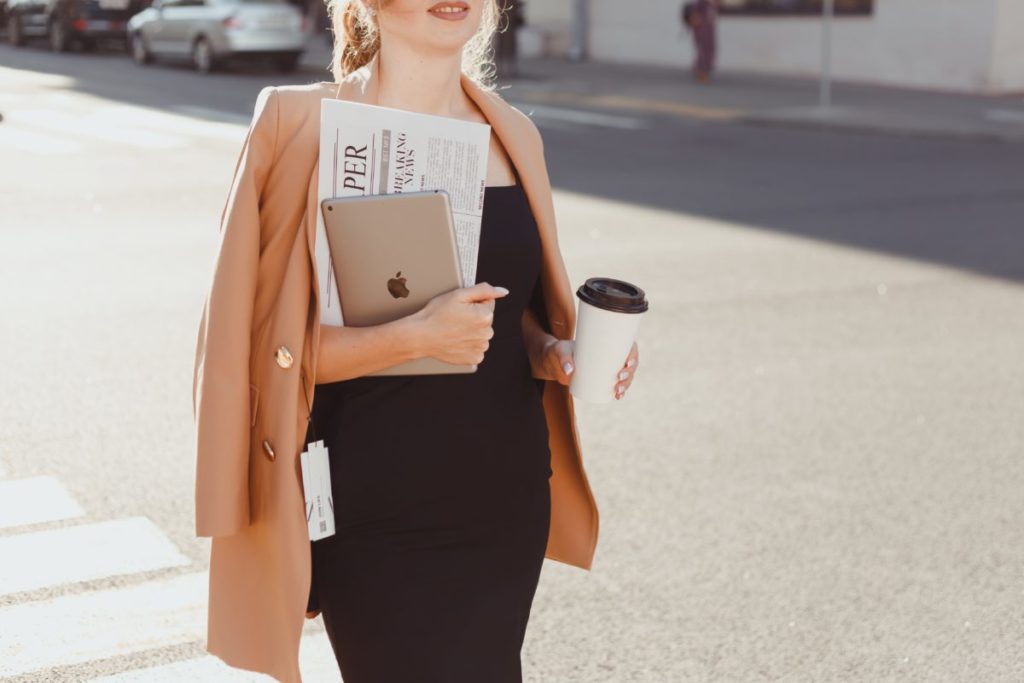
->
xmin=519 ymin=0 xmax=573 ymax=57
xmin=990 ymin=0 xmax=1024 ymax=91
xmin=532 ymin=0 xmax=1022 ymax=93
xmin=711 ymin=0 xmax=1001 ymax=92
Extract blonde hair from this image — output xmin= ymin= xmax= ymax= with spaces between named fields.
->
xmin=327 ymin=0 xmax=506 ymax=92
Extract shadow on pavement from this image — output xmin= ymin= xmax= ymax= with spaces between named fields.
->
xmin=530 ymin=103 xmax=1024 ymax=285
xmin=2 ymin=45 xmax=1021 ymax=285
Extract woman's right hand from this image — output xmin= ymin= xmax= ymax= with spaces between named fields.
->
xmin=408 ymin=282 xmax=510 ymax=366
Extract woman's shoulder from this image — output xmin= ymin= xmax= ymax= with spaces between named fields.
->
xmin=258 ymin=81 xmax=337 ymax=117
xmin=266 ymin=62 xmax=373 ymax=114
xmin=246 ymin=75 xmax=544 ymax=157
xmin=243 ymin=82 xmax=336 ymax=155
xmin=467 ymin=81 xmax=545 ymax=153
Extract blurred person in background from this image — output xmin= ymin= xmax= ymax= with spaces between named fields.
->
xmin=681 ymin=0 xmax=718 ymax=83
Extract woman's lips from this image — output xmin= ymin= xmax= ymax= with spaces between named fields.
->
xmin=427 ymin=1 xmax=469 ymax=20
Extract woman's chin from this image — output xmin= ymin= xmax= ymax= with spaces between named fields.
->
xmin=417 ymin=37 xmax=476 ymax=58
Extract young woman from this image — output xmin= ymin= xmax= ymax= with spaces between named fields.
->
xmin=192 ymin=1 xmax=640 ymax=681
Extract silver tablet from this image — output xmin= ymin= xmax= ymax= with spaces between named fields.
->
xmin=321 ymin=190 xmax=477 ymax=376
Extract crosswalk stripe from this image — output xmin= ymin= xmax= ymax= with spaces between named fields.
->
xmin=0 ymin=476 xmax=85 ymax=530
xmin=87 ymin=654 xmax=272 ymax=682
xmin=510 ymin=102 xmax=647 ymax=130
xmin=0 ymin=100 xmax=248 ymax=156
xmin=0 ymin=572 xmax=206 ymax=678
xmin=94 ymin=104 xmax=248 ymax=142
xmin=86 ymin=632 xmax=341 ymax=682
xmin=3 ymin=105 xmax=245 ymax=150
xmin=0 ymin=517 xmax=190 ymax=597
xmin=10 ymin=109 xmax=187 ymax=149
xmin=299 ymin=631 xmax=342 ymax=680
xmin=0 ymin=125 xmax=85 ymax=155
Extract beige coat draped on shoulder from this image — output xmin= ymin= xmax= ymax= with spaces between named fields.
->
xmin=192 ymin=55 xmax=599 ymax=683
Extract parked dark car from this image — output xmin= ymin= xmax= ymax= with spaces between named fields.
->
xmin=6 ymin=0 xmax=148 ymax=51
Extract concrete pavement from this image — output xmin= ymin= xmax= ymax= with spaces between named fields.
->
xmin=500 ymin=56 xmax=1024 ymax=143
xmin=296 ymin=35 xmax=1024 ymax=142
xmin=1 ymin=41 xmax=1023 ymax=681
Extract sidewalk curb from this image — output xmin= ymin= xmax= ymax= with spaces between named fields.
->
xmin=509 ymin=90 xmax=743 ymax=122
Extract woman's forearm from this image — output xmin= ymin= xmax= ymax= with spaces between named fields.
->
xmin=521 ymin=308 xmax=557 ymax=381
xmin=315 ymin=317 xmax=424 ymax=384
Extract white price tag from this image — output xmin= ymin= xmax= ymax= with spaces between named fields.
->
xmin=300 ymin=440 xmax=335 ymax=541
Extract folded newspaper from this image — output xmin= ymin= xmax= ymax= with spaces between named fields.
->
xmin=316 ymin=99 xmax=492 ymax=326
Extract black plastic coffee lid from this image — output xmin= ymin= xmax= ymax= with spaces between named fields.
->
xmin=576 ymin=277 xmax=649 ymax=314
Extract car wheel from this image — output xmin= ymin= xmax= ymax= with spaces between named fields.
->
xmin=274 ymin=52 xmax=300 ymax=73
xmin=8 ymin=16 xmax=25 ymax=46
xmin=192 ymin=37 xmax=215 ymax=74
xmin=48 ymin=20 xmax=70 ymax=52
xmin=131 ymin=32 xmax=152 ymax=65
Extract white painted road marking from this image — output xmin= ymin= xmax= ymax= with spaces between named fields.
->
xmin=87 ymin=655 xmax=272 ymax=682
xmin=0 ymin=572 xmax=207 ymax=678
xmin=986 ymin=109 xmax=1024 ymax=124
xmin=0 ymin=517 xmax=190 ymax=596
xmin=510 ymin=102 xmax=648 ymax=130
xmin=7 ymin=109 xmax=187 ymax=148
xmin=0 ymin=476 xmax=85 ymax=530
xmin=86 ymin=632 xmax=341 ymax=682
xmin=0 ymin=125 xmax=86 ymax=154
xmin=0 ymin=101 xmax=246 ymax=157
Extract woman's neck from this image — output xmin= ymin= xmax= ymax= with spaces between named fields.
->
xmin=374 ymin=44 xmax=472 ymax=119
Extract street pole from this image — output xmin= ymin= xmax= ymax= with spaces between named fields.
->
xmin=819 ymin=0 xmax=834 ymax=108
xmin=568 ymin=0 xmax=588 ymax=61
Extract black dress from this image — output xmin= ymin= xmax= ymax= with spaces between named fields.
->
xmin=307 ymin=180 xmax=554 ymax=683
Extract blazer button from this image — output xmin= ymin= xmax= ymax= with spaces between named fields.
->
xmin=275 ymin=345 xmax=294 ymax=369
xmin=262 ymin=439 xmax=276 ymax=461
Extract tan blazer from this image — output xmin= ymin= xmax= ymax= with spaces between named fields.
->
xmin=192 ymin=54 xmax=599 ymax=683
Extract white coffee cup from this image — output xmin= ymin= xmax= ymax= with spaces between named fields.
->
xmin=569 ymin=277 xmax=649 ymax=404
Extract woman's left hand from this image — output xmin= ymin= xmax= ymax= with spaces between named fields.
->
xmin=539 ymin=338 xmax=577 ymax=386
xmin=540 ymin=339 xmax=640 ymax=400
xmin=614 ymin=341 xmax=640 ymax=400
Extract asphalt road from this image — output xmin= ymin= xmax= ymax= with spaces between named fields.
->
xmin=1 ymin=43 xmax=1023 ymax=682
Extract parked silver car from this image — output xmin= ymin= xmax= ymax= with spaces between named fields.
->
xmin=127 ymin=0 xmax=307 ymax=73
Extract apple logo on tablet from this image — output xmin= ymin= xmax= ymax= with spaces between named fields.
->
xmin=387 ymin=271 xmax=410 ymax=299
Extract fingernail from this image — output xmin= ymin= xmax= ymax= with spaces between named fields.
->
xmin=618 ymin=370 xmax=629 ymax=381
xmin=495 ymin=286 xmax=509 ymax=295
xmin=627 ymin=359 xmax=637 ymax=368
xmin=563 ymin=362 xmax=574 ymax=375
